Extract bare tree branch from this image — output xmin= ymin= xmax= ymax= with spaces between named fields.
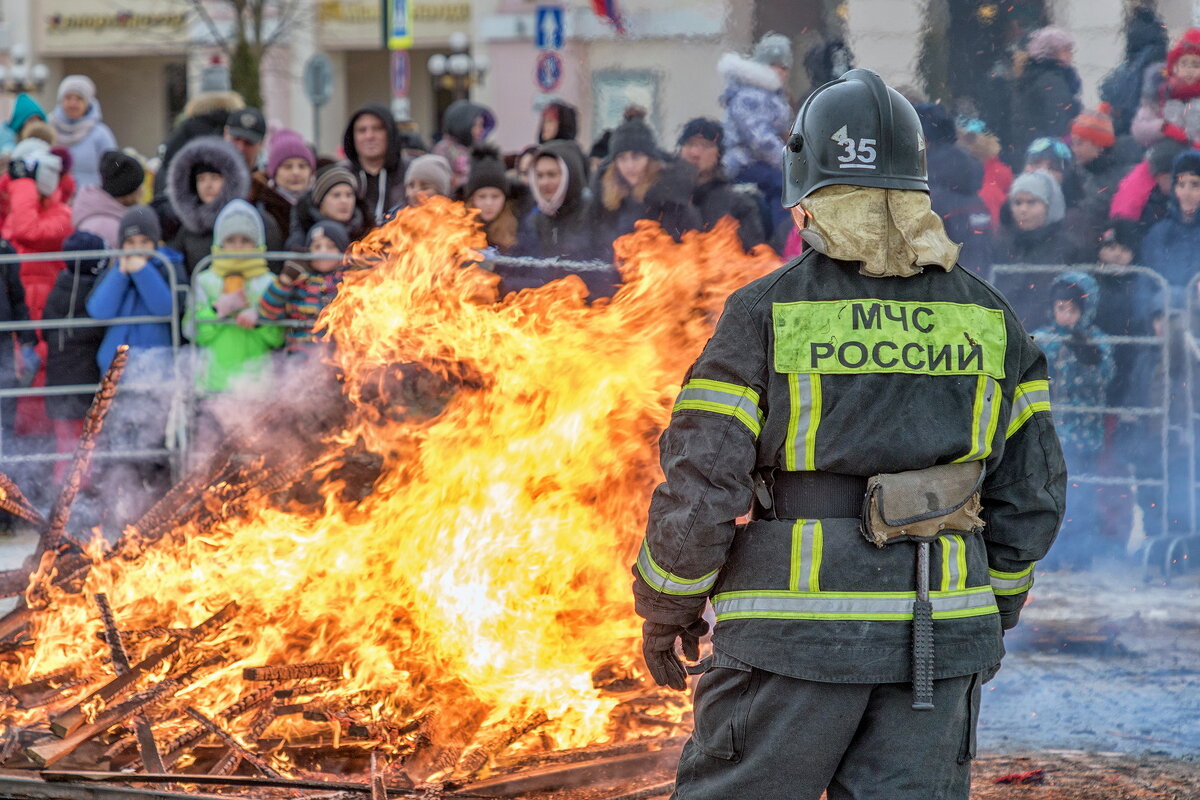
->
xmin=265 ymin=0 xmax=307 ymax=47
xmin=183 ymin=0 xmax=231 ymax=55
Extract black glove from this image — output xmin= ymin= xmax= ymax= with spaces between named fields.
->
xmin=641 ymin=618 xmax=709 ymax=691
xmin=1068 ymin=327 xmax=1102 ymax=367
xmin=7 ymin=159 xmax=32 ymax=181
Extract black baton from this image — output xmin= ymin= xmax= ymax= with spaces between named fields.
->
xmin=912 ymin=540 xmax=935 ymax=710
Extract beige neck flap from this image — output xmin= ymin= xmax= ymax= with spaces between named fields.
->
xmin=797 ymin=185 xmax=961 ymax=278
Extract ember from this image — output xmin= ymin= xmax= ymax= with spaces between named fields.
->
xmin=0 ymin=200 xmax=777 ymax=786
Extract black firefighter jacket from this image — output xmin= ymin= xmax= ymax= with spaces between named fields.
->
xmin=633 ymin=249 xmax=1067 ymax=684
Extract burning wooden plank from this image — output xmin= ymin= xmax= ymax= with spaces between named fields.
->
xmin=0 ymin=472 xmax=45 ymax=526
xmin=50 ymin=601 xmax=237 ymax=738
xmin=94 ymin=593 xmax=165 ymax=773
xmin=242 ymin=661 xmax=342 ymax=682
xmin=27 ymin=673 xmax=188 ymax=767
xmin=182 ymin=707 xmax=284 ymax=780
xmin=451 ymin=709 xmax=550 ymax=781
xmin=30 ymin=346 xmax=130 ymax=588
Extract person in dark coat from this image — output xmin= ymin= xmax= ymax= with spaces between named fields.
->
xmin=152 ymin=90 xmax=245 ymax=197
xmin=993 ymin=170 xmax=1074 ymax=329
xmin=1100 ymin=6 xmax=1170 ymax=136
xmin=1140 ymin=149 xmax=1200 ymax=309
xmin=590 ymin=118 xmax=703 ymax=260
xmin=43 ymin=231 xmax=108 ymax=480
xmin=340 ymin=104 xmax=406 ymax=225
xmin=510 ymin=140 xmax=616 ymax=299
xmin=165 ymin=136 xmax=252 ymax=273
xmin=0 ymin=238 xmax=40 ymax=441
xmin=916 ymin=103 xmax=994 ymax=277
xmin=675 ymin=117 xmax=766 ymax=252
xmin=433 ymin=100 xmax=496 ymax=193
xmin=285 ymin=165 xmax=372 ymax=252
xmin=537 ymin=99 xmax=589 ymax=179
xmin=1008 ymin=27 xmax=1082 ymax=168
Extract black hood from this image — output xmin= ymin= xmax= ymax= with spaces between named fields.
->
xmin=342 ymin=104 xmax=401 ymax=172
xmin=539 ymin=101 xmax=579 ymax=143
xmin=535 ymin=139 xmax=588 ymax=213
xmin=442 ymin=100 xmax=495 ymax=147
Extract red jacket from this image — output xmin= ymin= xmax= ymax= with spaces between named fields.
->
xmin=979 ymin=157 xmax=1013 ymax=232
xmin=1 ymin=177 xmax=72 ymax=317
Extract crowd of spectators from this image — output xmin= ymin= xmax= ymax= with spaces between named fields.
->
xmin=0 ymin=12 xmax=1199 ymax=558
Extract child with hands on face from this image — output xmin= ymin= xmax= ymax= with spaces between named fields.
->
xmin=184 ymin=199 xmax=283 ymax=392
xmin=259 ymin=221 xmax=350 ymax=353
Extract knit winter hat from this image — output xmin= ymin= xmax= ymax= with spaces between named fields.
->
xmin=307 ymin=219 xmax=351 ymax=253
xmin=1025 ymin=137 xmax=1073 ymax=172
xmin=1168 ymin=28 xmax=1200 ymax=74
xmin=1172 ymin=149 xmax=1200 ymax=181
xmin=1051 ymin=276 xmax=1089 ymax=313
xmin=62 ymin=231 xmax=109 ymax=275
xmin=1010 ymin=170 xmax=1066 ymax=224
xmin=677 ymin=117 xmax=724 ymax=155
xmin=752 ymin=32 xmax=793 ymax=69
xmin=100 ymin=151 xmax=145 ymax=198
xmin=311 ymin=165 xmax=358 ymax=208
xmin=465 ymin=145 xmax=508 ymax=197
xmin=404 ymin=154 xmax=452 ymax=196
xmin=1070 ymin=105 xmax=1115 ymax=148
xmin=56 ymin=75 xmax=96 ymax=106
xmin=213 ymin=199 xmax=265 ymax=248
xmin=119 ymin=205 xmax=162 ymax=246
xmin=267 ymin=129 xmax=316 ymax=178
xmin=609 ymin=118 xmax=659 ymax=159
xmin=915 ymin=102 xmax=957 ymax=145
xmin=1027 ymin=26 xmax=1075 ymax=61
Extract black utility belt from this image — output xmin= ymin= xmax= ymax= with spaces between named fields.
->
xmin=751 ymin=469 xmax=868 ymax=521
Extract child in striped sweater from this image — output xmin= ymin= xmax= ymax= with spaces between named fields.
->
xmin=258 ymin=220 xmax=349 ymax=353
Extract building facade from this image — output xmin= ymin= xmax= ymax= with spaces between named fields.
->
xmin=0 ymin=0 xmax=1197 ymax=162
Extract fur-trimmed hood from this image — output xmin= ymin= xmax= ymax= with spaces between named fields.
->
xmin=166 ymin=136 xmax=250 ymax=234
xmin=718 ymin=52 xmax=783 ymax=96
xmin=181 ymin=91 xmax=245 ymax=121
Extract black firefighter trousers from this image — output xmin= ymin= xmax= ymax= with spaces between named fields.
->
xmin=672 ymin=656 xmax=982 ymax=800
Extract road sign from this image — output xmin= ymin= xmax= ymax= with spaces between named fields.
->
xmin=387 ymin=0 xmax=412 ymax=49
xmin=390 ymin=49 xmax=409 ymax=98
xmin=303 ymin=53 xmax=333 ymax=108
xmin=535 ymin=5 xmax=564 ymax=51
xmin=535 ymin=50 xmax=564 ymax=92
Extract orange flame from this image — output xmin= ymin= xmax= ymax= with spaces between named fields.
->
xmin=1 ymin=198 xmax=779 ymax=767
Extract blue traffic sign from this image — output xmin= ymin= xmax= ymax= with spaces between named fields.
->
xmin=535 ymin=5 xmax=564 ymax=51
xmin=535 ymin=51 xmax=564 ymax=92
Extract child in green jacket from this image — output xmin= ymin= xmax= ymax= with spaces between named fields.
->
xmin=184 ymin=199 xmax=283 ymax=392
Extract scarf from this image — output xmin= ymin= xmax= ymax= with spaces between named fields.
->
xmin=530 ymin=156 xmax=570 ymax=215
xmin=53 ymin=106 xmax=98 ymax=148
xmin=798 ymin=185 xmax=960 ymax=278
xmin=1166 ymin=75 xmax=1200 ymax=102
xmin=210 ymin=246 xmax=269 ymax=292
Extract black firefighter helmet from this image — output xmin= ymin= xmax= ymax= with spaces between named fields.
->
xmin=782 ymin=68 xmax=927 ymax=208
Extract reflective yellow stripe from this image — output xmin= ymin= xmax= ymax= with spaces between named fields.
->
xmin=674 ymin=378 xmax=763 ymax=438
xmin=955 ymin=376 xmax=1000 ymax=463
xmin=805 ymin=374 xmax=822 ymax=470
xmin=940 ymin=535 xmax=967 ymax=591
xmin=989 ymin=564 xmax=1035 ymax=595
xmin=713 ymin=586 xmax=998 ymax=621
xmin=1006 ymin=380 xmax=1051 ymax=439
xmin=788 ymin=520 xmax=822 ymax=592
xmin=635 ymin=540 xmax=719 ymax=596
xmin=785 ymin=373 xmax=821 ymax=470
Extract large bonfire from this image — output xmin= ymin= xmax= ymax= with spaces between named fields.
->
xmin=0 ymin=198 xmax=778 ymax=777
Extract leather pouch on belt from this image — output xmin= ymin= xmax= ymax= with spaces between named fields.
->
xmin=861 ymin=461 xmax=985 ymax=548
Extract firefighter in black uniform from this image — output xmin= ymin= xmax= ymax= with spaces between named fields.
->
xmin=632 ymin=69 xmax=1066 ymax=799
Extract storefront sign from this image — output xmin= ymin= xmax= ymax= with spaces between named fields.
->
xmin=46 ymin=11 xmax=187 ymax=33
xmin=318 ymin=1 xmax=471 ymax=46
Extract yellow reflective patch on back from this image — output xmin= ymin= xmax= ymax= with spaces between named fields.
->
xmin=772 ymin=300 xmax=1008 ymax=379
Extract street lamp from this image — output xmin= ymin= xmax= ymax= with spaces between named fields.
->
xmin=426 ymin=32 xmax=488 ymax=103
xmin=0 ymin=44 xmax=50 ymax=95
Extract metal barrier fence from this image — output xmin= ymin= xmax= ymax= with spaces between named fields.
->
xmin=991 ymin=264 xmax=1174 ymax=571
xmin=0 ymin=248 xmax=190 ymax=479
